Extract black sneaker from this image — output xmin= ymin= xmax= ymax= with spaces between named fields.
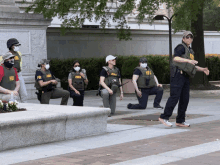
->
xmin=127 ymin=103 xmax=132 ymax=109
xmin=154 ymin=105 xmax=164 ymax=109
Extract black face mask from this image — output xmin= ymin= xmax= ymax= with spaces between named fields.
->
xmin=4 ymin=61 xmax=14 ymax=68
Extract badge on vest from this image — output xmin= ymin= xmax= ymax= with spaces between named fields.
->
xmin=37 ymin=76 xmax=42 ymax=79
xmin=146 ymin=71 xmax=152 ymax=75
xmin=111 ymin=73 xmax=117 ymax=76
xmin=9 ymin=76 xmax=14 ymax=81
xmin=75 ymin=76 xmax=82 ymax=79
xmin=190 ymin=53 xmax=194 ymax=60
xmin=14 ymin=56 xmax=19 ymax=60
xmin=46 ymin=74 xmax=52 ymax=78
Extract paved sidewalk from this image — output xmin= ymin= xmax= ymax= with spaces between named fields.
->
xmin=1 ymin=89 xmax=220 ymax=165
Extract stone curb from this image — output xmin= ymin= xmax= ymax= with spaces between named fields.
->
xmin=0 ymin=103 xmax=110 ymax=151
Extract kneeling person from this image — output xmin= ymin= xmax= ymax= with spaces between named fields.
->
xmin=35 ymin=59 xmax=70 ymax=105
xmin=127 ymin=57 xmax=163 ymax=109
xmin=100 ymin=55 xmax=123 ymax=115
xmin=0 ymin=52 xmax=20 ymax=101
xmin=68 ymin=60 xmax=88 ymax=106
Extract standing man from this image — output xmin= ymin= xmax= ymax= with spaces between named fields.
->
xmin=159 ymin=31 xmax=209 ymax=127
xmin=0 ymin=52 xmax=20 ymax=101
xmin=127 ymin=57 xmax=164 ymax=109
xmin=99 ymin=55 xmax=123 ymax=116
xmin=7 ymin=38 xmax=28 ymax=103
xmin=35 ymin=59 xmax=70 ymax=105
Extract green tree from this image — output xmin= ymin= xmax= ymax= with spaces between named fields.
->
xmin=203 ymin=2 xmax=220 ymax=31
xmin=23 ymin=0 xmax=220 ymax=85
xmin=169 ymin=0 xmax=220 ymax=86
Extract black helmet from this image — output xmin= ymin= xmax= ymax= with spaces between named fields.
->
xmin=7 ymin=38 xmax=20 ymax=49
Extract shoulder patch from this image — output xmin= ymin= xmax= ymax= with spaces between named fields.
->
xmin=14 ymin=56 xmax=19 ymax=60
xmin=37 ymin=75 xmax=42 ymax=79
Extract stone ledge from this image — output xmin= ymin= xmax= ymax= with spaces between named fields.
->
xmin=0 ymin=103 xmax=110 ymax=151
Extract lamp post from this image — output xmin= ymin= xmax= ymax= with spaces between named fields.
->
xmin=154 ymin=14 xmax=175 ymax=78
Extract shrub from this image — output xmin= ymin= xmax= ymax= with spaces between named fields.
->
xmin=49 ymin=55 xmax=216 ymax=90
xmin=205 ymin=56 xmax=220 ymax=81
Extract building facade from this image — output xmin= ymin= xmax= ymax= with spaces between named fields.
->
xmin=16 ymin=0 xmax=220 ymax=59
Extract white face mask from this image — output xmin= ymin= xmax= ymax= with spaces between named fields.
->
xmin=45 ymin=64 xmax=50 ymax=70
xmin=140 ymin=63 xmax=147 ymax=68
xmin=13 ymin=46 xmax=19 ymax=52
xmin=74 ymin=66 xmax=80 ymax=72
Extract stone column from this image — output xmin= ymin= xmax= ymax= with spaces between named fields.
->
xmin=0 ymin=0 xmax=52 ymax=99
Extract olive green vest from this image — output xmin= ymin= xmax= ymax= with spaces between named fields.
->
xmin=0 ymin=66 xmax=16 ymax=90
xmin=173 ymin=43 xmax=197 ymax=78
xmin=136 ymin=67 xmax=156 ymax=88
xmin=12 ymin=51 xmax=21 ymax=73
xmin=103 ymin=66 xmax=120 ymax=87
xmin=71 ymin=71 xmax=85 ymax=90
xmin=35 ymin=69 xmax=54 ymax=90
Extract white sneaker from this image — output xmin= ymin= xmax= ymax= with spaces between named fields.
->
xmin=176 ymin=122 xmax=190 ymax=127
xmin=158 ymin=118 xmax=173 ymax=127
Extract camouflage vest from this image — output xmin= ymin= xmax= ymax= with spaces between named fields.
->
xmin=71 ymin=71 xmax=85 ymax=90
xmin=0 ymin=66 xmax=16 ymax=90
xmin=103 ymin=66 xmax=120 ymax=87
xmin=136 ymin=66 xmax=156 ymax=88
xmin=172 ymin=43 xmax=197 ymax=78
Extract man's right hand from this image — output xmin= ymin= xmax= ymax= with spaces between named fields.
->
xmin=10 ymin=90 xmax=19 ymax=96
xmin=188 ymin=60 xmax=198 ymax=65
xmin=136 ymin=90 xmax=142 ymax=98
xmin=75 ymin=90 xmax=80 ymax=95
xmin=50 ymin=80 xmax=57 ymax=84
xmin=108 ymin=89 xmax=113 ymax=95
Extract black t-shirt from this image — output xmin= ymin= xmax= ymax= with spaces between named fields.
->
xmin=35 ymin=70 xmax=55 ymax=82
xmin=133 ymin=68 xmax=142 ymax=76
xmin=100 ymin=68 xmax=121 ymax=78
xmin=174 ymin=44 xmax=192 ymax=57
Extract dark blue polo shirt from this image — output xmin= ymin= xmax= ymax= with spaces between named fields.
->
xmin=174 ymin=44 xmax=192 ymax=57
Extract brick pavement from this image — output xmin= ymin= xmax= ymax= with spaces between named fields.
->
xmin=15 ymin=119 xmax=220 ymax=165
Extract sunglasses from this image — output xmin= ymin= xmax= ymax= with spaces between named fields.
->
xmin=185 ymin=35 xmax=193 ymax=39
xmin=9 ymin=57 xmax=14 ymax=59
xmin=74 ymin=65 xmax=80 ymax=67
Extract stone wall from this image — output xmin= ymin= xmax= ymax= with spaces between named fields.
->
xmin=47 ymin=28 xmax=220 ymax=59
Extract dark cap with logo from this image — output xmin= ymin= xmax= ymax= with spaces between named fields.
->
xmin=139 ymin=57 xmax=147 ymax=63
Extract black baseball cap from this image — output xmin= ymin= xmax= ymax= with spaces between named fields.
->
xmin=139 ymin=57 xmax=147 ymax=63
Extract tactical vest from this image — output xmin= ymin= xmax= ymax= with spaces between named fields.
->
xmin=136 ymin=67 xmax=156 ymax=88
xmin=0 ymin=66 xmax=16 ymax=90
xmin=172 ymin=43 xmax=197 ymax=78
xmin=12 ymin=51 xmax=22 ymax=73
xmin=35 ymin=69 xmax=54 ymax=91
xmin=71 ymin=71 xmax=85 ymax=90
xmin=103 ymin=66 xmax=120 ymax=87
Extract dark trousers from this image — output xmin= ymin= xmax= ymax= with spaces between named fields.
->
xmin=69 ymin=90 xmax=85 ymax=106
xmin=41 ymin=88 xmax=70 ymax=105
xmin=128 ymin=86 xmax=163 ymax=109
xmin=160 ymin=71 xmax=190 ymax=123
